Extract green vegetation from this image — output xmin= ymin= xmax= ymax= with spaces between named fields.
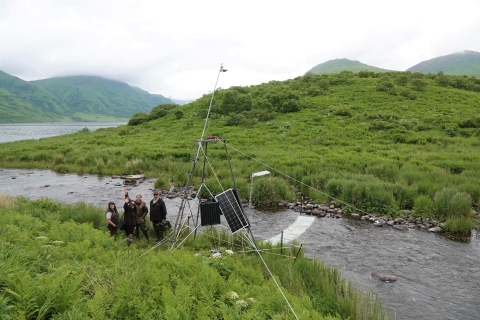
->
xmin=0 ymin=72 xmax=174 ymax=123
xmin=306 ymin=58 xmax=396 ymax=75
xmin=407 ymin=50 xmax=480 ymax=77
xmin=0 ymin=71 xmax=479 ymax=233
xmin=0 ymin=195 xmax=389 ymax=319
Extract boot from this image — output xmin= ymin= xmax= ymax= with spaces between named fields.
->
xmin=126 ymin=235 xmax=133 ymax=247
xmin=142 ymin=229 xmax=149 ymax=242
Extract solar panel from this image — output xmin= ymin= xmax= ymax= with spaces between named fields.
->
xmin=200 ymin=202 xmax=222 ymax=226
xmin=215 ymin=189 xmax=248 ymax=233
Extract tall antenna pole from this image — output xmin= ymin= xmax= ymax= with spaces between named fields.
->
xmin=169 ymin=64 xmax=227 ymax=247
xmin=201 ymin=63 xmax=227 ymax=140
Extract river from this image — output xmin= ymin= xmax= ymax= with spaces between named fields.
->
xmin=0 ymin=168 xmax=479 ymax=320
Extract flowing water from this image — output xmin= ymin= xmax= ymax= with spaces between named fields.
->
xmin=1 ymin=168 xmax=479 ymax=320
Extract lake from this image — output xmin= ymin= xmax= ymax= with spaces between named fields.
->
xmin=0 ymin=121 xmax=127 ymax=143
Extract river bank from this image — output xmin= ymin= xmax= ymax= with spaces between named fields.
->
xmin=1 ymin=168 xmax=480 ymax=319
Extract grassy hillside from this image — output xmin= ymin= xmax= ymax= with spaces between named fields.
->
xmin=0 ymin=71 xmax=71 ymax=122
xmin=0 ymin=71 xmax=479 ymax=231
xmin=32 ymin=76 xmax=174 ymax=120
xmin=306 ymin=58 xmax=396 ymax=75
xmin=407 ymin=50 xmax=480 ymax=77
xmin=0 ymin=195 xmax=388 ymax=319
xmin=0 ymin=72 xmax=175 ymax=123
xmin=0 ymin=88 xmax=67 ymax=123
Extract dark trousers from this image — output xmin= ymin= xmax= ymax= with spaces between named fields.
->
xmin=124 ymin=226 xmax=134 ymax=246
xmin=135 ymin=222 xmax=149 ymax=240
xmin=153 ymin=222 xmax=165 ymax=242
xmin=107 ymin=224 xmax=117 ymax=237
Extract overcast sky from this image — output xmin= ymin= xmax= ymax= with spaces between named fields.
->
xmin=1 ymin=0 xmax=479 ymax=101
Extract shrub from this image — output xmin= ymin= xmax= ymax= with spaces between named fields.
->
xmin=174 ymin=110 xmax=184 ymax=120
xmin=225 ymin=113 xmax=246 ymax=126
xmin=394 ymin=75 xmax=408 ymax=86
xmin=458 ymin=116 xmax=480 ymax=128
xmin=410 ymin=78 xmax=428 ymax=91
xmin=376 ymin=80 xmax=397 ymax=95
xmin=330 ymin=106 xmax=352 ymax=117
xmin=128 ymin=112 xmax=148 ymax=126
xmin=432 ymin=188 xmax=472 ymax=220
xmin=146 ymin=106 xmax=168 ymax=121
xmin=399 ymin=88 xmax=418 ymax=100
xmin=444 ymin=217 xmax=473 ymax=234
xmin=413 ymin=195 xmax=433 ymax=218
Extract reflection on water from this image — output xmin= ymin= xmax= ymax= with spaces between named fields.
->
xmin=1 ymin=168 xmax=479 ymax=320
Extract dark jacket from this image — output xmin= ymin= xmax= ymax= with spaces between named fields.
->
xmin=134 ymin=201 xmax=148 ymax=224
xmin=107 ymin=209 xmax=120 ymax=224
xmin=150 ymin=198 xmax=167 ymax=223
xmin=125 ymin=192 xmax=148 ymax=224
xmin=123 ymin=203 xmax=138 ymax=227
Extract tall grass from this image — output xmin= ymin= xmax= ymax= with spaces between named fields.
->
xmin=1 ymin=72 xmax=479 ymax=232
xmin=0 ymin=196 xmax=390 ymax=319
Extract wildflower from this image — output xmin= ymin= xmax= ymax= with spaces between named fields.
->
xmin=228 ymin=291 xmax=239 ymax=299
xmin=236 ymin=300 xmax=248 ymax=308
xmin=225 ymin=249 xmax=234 ymax=255
xmin=52 ymin=240 xmax=64 ymax=245
xmin=35 ymin=236 xmax=48 ymax=240
xmin=248 ymin=297 xmax=256 ymax=303
xmin=212 ymin=252 xmax=222 ymax=259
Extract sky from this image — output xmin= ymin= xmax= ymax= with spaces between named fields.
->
xmin=1 ymin=0 xmax=479 ymax=101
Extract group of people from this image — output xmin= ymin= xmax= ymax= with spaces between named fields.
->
xmin=106 ymin=188 xmax=168 ymax=246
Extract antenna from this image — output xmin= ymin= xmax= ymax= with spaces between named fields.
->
xmin=200 ymin=63 xmax=227 ymax=140
xmin=169 ymin=63 xmax=230 ymax=247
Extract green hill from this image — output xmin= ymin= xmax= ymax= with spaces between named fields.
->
xmin=0 ymin=72 xmax=175 ymax=123
xmin=0 ymin=88 xmax=67 ymax=123
xmin=407 ymin=50 xmax=480 ymax=77
xmin=32 ymin=76 xmax=175 ymax=120
xmin=0 ymin=71 xmax=71 ymax=122
xmin=306 ymin=58 xmax=396 ymax=75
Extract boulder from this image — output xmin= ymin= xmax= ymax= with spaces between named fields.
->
xmin=374 ymin=273 xmax=398 ymax=282
xmin=428 ymin=226 xmax=443 ymax=233
xmin=392 ymin=225 xmax=409 ymax=232
xmin=373 ymin=220 xmax=384 ymax=227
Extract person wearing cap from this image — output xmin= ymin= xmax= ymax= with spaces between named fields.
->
xmin=150 ymin=190 xmax=168 ymax=242
xmin=123 ymin=197 xmax=137 ymax=247
xmin=124 ymin=188 xmax=149 ymax=242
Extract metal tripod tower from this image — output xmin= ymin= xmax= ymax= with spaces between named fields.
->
xmin=169 ymin=64 xmax=230 ymax=247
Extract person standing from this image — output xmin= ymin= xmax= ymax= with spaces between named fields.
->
xmin=150 ymin=190 xmax=168 ymax=242
xmin=124 ymin=188 xmax=149 ymax=242
xmin=106 ymin=201 xmax=119 ymax=237
xmin=123 ymin=198 xmax=137 ymax=247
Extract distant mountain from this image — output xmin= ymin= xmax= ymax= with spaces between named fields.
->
xmin=32 ymin=76 xmax=174 ymax=119
xmin=0 ymin=72 xmax=175 ymax=123
xmin=0 ymin=71 xmax=71 ymax=122
xmin=0 ymin=87 xmax=63 ymax=123
xmin=171 ymin=99 xmax=191 ymax=106
xmin=306 ymin=58 xmax=396 ymax=75
xmin=407 ymin=50 xmax=480 ymax=77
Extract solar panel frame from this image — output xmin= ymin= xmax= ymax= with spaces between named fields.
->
xmin=215 ymin=188 xmax=248 ymax=233
xmin=200 ymin=202 xmax=222 ymax=226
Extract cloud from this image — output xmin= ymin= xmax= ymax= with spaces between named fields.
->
xmin=1 ymin=0 xmax=479 ymax=100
